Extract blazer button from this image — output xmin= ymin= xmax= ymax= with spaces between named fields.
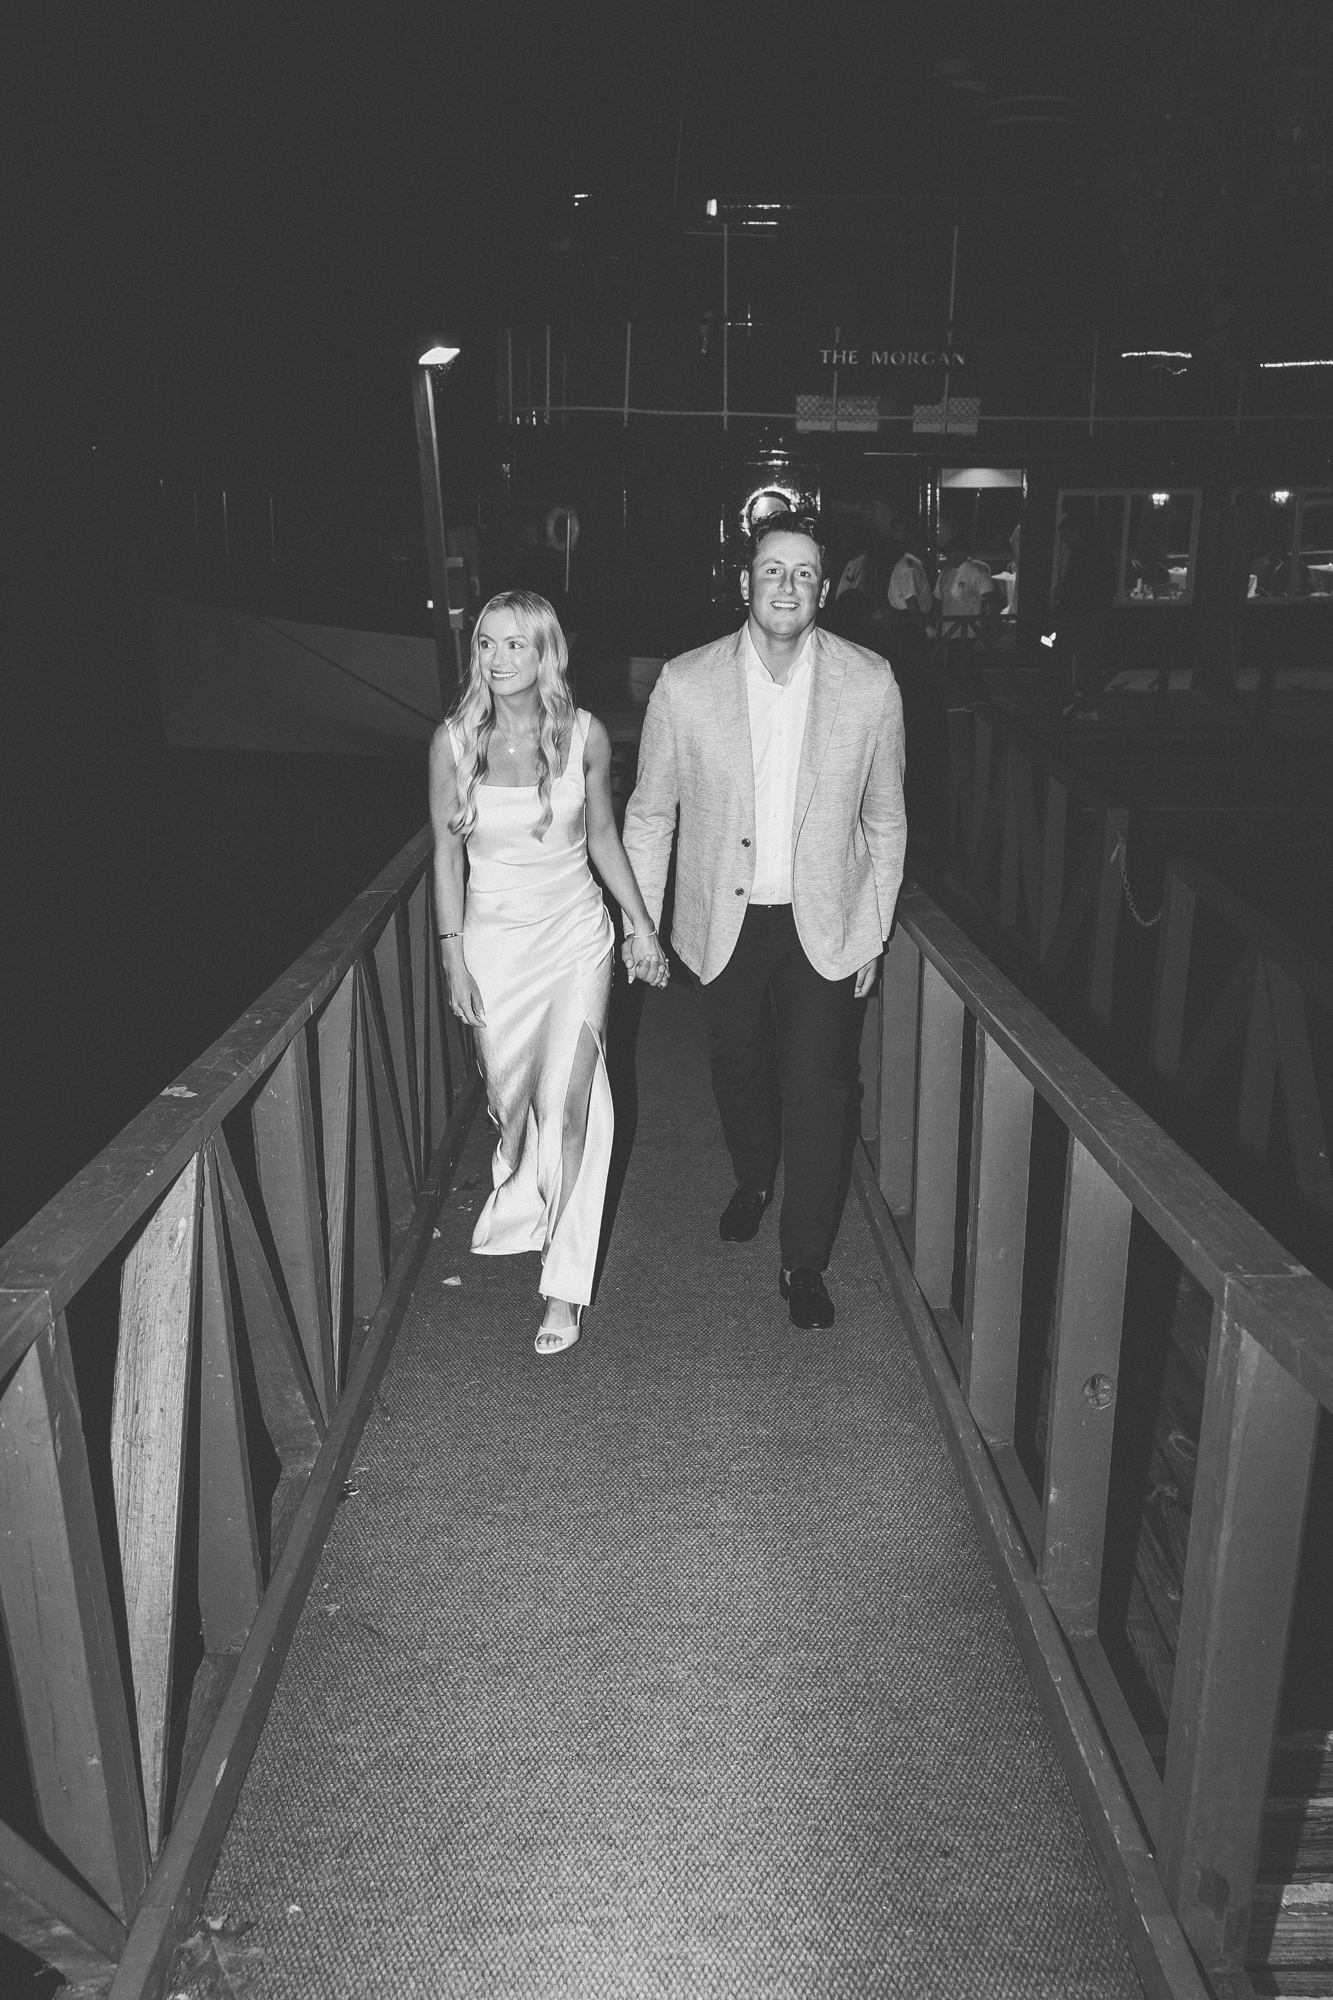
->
xmin=741 ymin=838 xmax=751 ymax=847
xmin=735 ymin=887 xmax=744 ymax=896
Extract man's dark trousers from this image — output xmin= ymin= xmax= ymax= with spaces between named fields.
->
xmin=698 ymin=903 xmax=855 ymax=1272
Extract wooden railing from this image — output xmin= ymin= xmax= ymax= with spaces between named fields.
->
xmin=930 ymin=609 xmax=1012 ymax=679
xmin=1151 ymin=855 xmax=1333 ymax=1222
xmin=946 ymin=703 xmax=1128 ymax=1024
xmin=0 ymin=829 xmax=480 ymax=1999
xmin=856 ymin=885 xmax=1333 ymax=2000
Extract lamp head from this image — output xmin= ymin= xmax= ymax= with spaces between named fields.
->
xmin=419 ymin=344 xmax=460 ymax=370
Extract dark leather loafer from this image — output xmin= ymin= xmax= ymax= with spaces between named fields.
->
xmin=780 ymin=1266 xmax=835 ymax=1329
xmin=719 ymin=1185 xmax=771 ymax=1241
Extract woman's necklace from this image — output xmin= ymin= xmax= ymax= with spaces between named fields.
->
xmin=494 ymin=713 xmax=538 ymax=757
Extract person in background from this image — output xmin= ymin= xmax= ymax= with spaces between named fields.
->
xmin=831 ymin=498 xmax=900 ymax=643
xmin=834 ymin=499 xmax=898 ymax=598
xmin=430 ymin=592 xmax=667 ymax=1356
xmin=935 ymin=547 xmax=998 ymax=637
xmin=887 ymin=542 xmax=933 ymax=619
xmin=1052 ymin=510 xmax=1116 ymax=719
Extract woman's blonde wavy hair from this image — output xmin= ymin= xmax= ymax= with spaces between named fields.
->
xmin=448 ymin=592 xmax=575 ymax=841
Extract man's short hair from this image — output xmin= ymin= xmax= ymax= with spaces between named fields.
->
xmin=747 ymin=509 xmax=827 ymax=576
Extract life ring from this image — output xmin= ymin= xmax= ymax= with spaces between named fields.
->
xmin=544 ymin=504 xmax=581 ymax=553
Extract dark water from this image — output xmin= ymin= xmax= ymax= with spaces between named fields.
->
xmin=0 ymin=493 xmax=429 ymax=1246
xmin=2 ymin=745 xmax=427 ymax=1248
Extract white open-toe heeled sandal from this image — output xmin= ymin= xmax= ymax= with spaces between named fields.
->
xmin=535 ymin=1308 xmax=581 ymax=1356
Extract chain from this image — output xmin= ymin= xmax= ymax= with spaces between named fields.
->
xmin=1114 ymin=837 xmax=1163 ymax=930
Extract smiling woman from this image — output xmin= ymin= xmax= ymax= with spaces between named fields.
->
xmin=428 ymin=592 xmax=666 ymax=1356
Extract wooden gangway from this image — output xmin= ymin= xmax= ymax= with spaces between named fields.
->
xmin=2 ymin=830 xmax=1332 ymax=1998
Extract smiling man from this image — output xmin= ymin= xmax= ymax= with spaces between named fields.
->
xmin=622 ymin=512 xmax=907 ymax=1329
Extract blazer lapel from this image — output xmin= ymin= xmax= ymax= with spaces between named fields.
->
xmin=793 ymin=628 xmax=845 ymax=835
xmin=711 ymin=626 xmax=756 ymax=822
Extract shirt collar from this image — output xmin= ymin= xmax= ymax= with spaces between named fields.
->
xmin=743 ymin=622 xmax=816 ymax=689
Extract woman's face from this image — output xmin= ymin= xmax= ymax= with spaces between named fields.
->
xmin=476 ymin=607 xmax=542 ymax=698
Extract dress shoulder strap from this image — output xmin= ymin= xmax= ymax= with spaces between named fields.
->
xmin=566 ymin=709 xmax=589 ymax=791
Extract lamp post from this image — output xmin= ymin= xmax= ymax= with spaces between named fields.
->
xmin=413 ymin=343 xmax=462 ymax=717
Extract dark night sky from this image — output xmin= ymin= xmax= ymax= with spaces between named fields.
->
xmin=8 ymin=1 xmax=1332 ymax=508
xmin=10 ymin=2 xmax=1122 ymax=480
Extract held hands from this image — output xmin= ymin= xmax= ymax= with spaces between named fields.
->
xmin=622 ymin=926 xmax=670 ymax=989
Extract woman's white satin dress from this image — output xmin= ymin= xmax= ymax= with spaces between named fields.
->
xmin=454 ymin=712 xmax=614 ymax=1305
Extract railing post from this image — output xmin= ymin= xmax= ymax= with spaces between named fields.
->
xmin=878 ymin=930 xmax=921 ymax=1216
xmin=1269 ymin=959 xmax=1333 ymax=1212
xmin=912 ymin=959 xmax=965 ymax=1308
xmin=0 ymin=1318 xmax=151 ymax=1920
xmin=961 ymin=1027 xmax=1033 ymax=1445
xmin=1149 ymin=863 xmax=1196 ymax=1080
xmin=969 ymin=712 xmax=993 ymax=873
xmin=1087 ymin=806 xmax=1127 ymax=1026
xmin=946 ymin=706 xmax=971 ymax=858
xmin=1236 ymin=955 xmax=1278 ymax=1164
xmin=1159 ymin=1303 xmax=1318 ymax=1970
xmin=1039 ymin=1138 xmax=1132 ymax=1636
xmin=1000 ymin=752 xmax=1021 ymax=930
xmin=859 ymin=979 xmax=882 ymax=1166
xmin=253 ymin=1036 xmax=336 ymax=1419
xmin=315 ymin=967 xmax=357 ymax=1388
xmin=1038 ymin=775 xmax=1068 ymax=961
xmin=112 ymin=1152 xmax=203 ymax=1856
xmin=1008 ymin=747 xmax=1043 ymax=950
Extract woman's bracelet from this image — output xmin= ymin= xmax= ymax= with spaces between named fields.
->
xmin=631 ymin=922 xmax=657 ymax=937
xmin=438 ymin=931 xmax=462 ymax=941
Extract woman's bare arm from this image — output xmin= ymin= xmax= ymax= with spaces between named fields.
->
xmin=582 ymin=717 xmax=667 ymax=985
xmin=428 ymin=724 xmax=485 ymax=1026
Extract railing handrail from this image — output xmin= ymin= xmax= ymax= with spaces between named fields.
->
xmin=1166 ymin=853 xmax=1333 ymax=1014
xmin=865 ymin=878 xmax=1333 ymax=1986
xmin=967 ymin=700 xmax=1120 ymax=815
xmin=896 ymin=885 xmax=1333 ymax=1401
xmin=0 ymin=827 xmax=433 ymax=1377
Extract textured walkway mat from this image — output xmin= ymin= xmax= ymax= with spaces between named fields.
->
xmin=188 ymin=980 xmax=1142 ymax=1999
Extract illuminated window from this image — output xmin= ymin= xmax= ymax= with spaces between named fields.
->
xmin=1251 ymin=488 xmax=1333 ymax=599
xmin=1052 ymin=489 xmax=1201 ymax=606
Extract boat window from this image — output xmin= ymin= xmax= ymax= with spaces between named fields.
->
xmin=1252 ymin=488 xmax=1333 ymax=598
xmin=1053 ymin=489 xmax=1201 ymax=606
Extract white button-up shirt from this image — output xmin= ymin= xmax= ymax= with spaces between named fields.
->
xmin=744 ymin=623 xmax=814 ymax=904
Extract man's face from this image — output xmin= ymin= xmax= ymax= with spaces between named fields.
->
xmin=741 ymin=530 xmax=828 ymax=643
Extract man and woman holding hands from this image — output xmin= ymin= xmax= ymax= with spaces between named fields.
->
xmin=430 ymin=511 xmax=906 ymax=1353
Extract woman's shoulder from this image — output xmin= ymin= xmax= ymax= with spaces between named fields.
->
xmin=576 ymin=709 xmax=609 ymax=758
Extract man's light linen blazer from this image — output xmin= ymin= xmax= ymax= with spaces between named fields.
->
xmin=622 ymin=624 xmax=907 ymax=984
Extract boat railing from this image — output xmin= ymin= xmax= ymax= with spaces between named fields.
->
xmin=1150 ymin=855 xmax=1333 ymax=1226
xmin=856 ymin=884 xmax=1333 ymax=1995
xmin=5 ymin=828 xmax=1330 ymax=1997
xmin=0 ymin=828 xmax=480 ymax=1999
xmin=944 ymin=700 xmax=1128 ymax=1024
